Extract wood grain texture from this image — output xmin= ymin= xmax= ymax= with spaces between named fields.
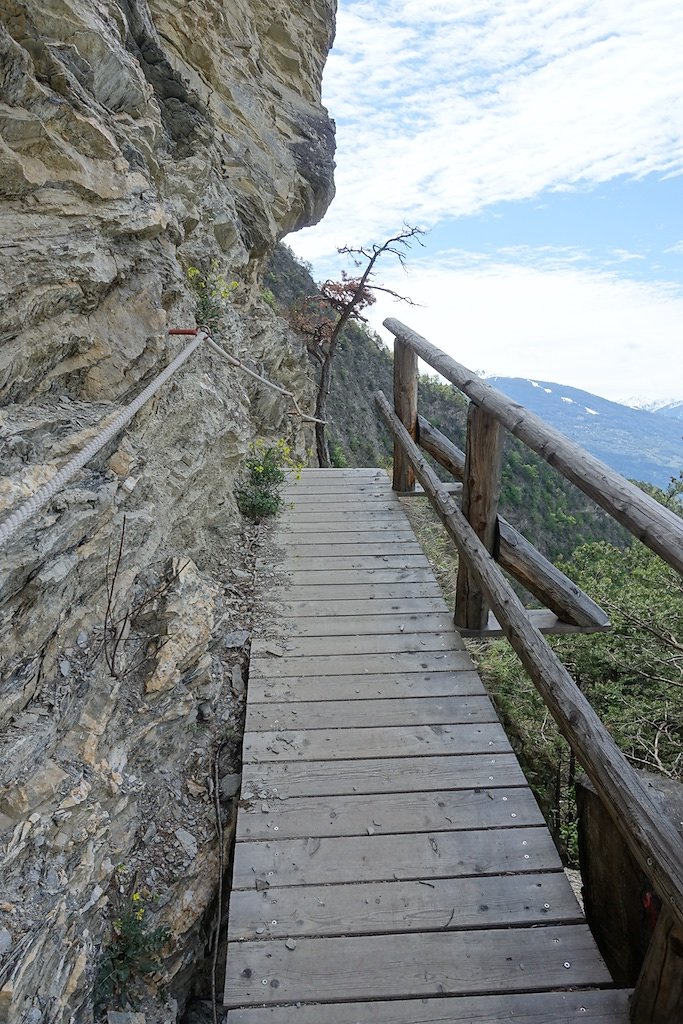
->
xmin=455 ymin=403 xmax=504 ymax=630
xmin=241 ymin=752 xmax=524 ymax=798
xmin=235 ymin=786 xmax=541 ymax=840
xmin=393 ymin=337 xmax=418 ymax=491
xmin=280 ymin=597 xmax=449 ymax=616
xmin=262 ymin=611 xmax=456 ymax=638
xmin=245 ymin=695 xmax=498 ymax=731
xmin=251 ymin=630 xmax=465 ymax=658
xmin=250 ymin=649 xmax=467 ymax=678
xmin=247 ymin=669 xmax=485 ymax=703
xmin=224 ymin=924 xmax=611 ymax=1006
xmin=226 ymin=989 xmax=631 ymax=1023
xmin=231 ymin=826 xmax=563 ymax=888
xmin=243 ymin=722 xmax=513 ymax=763
xmin=228 ymin=871 xmax=582 ymax=940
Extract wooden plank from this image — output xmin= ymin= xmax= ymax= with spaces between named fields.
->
xmin=247 ymin=670 xmax=486 ymax=703
xmin=266 ymin=612 xmax=455 ymax=638
xmin=279 ymin=568 xmax=439 ymax=585
xmin=279 ymin=583 xmax=443 ymax=601
xmin=241 ymin=752 xmax=526 ymax=798
xmin=278 ymin=515 xmax=407 ymax=530
xmin=385 ymin=317 xmax=683 ymax=576
xmin=251 ymin=632 xmax=465 ymax=659
xmin=399 ymin=482 xmax=462 ymax=496
xmin=245 ymin=695 xmax=498 ymax=731
xmin=226 ymin=990 xmax=631 ymax=1023
xmin=393 ymin=336 xmax=418 ymax=492
xmin=281 ymin=545 xmax=425 ymax=559
xmin=376 ymin=389 xmax=683 ymax=930
xmin=280 ymin=598 xmax=450 ymax=616
xmin=281 ymin=555 xmax=430 ymax=569
xmin=249 ymin=649 xmax=470 ymax=678
xmin=223 ymin=924 xmax=611 ymax=1006
xmin=459 ymin=608 xmax=610 ymax=637
xmin=243 ymin=722 xmax=513 ymax=764
xmin=231 ymin=825 xmax=563 ymax=888
xmin=282 ymin=494 xmax=399 ymax=506
xmin=228 ymin=870 xmax=582 ymax=941
xmin=455 ymin=403 xmax=503 ymax=631
xmin=235 ymin=785 xmax=538 ymax=841
xmin=277 ymin=523 xmax=414 ymax=538
xmin=279 ymin=531 xmax=417 ymax=547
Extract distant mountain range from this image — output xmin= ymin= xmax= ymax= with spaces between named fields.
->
xmin=486 ymin=377 xmax=682 ymax=488
xmin=631 ymin=399 xmax=683 ymax=422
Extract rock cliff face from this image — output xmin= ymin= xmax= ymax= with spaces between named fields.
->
xmin=0 ymin=1 xmax=335 ymax=1019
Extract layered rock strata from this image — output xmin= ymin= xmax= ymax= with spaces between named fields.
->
xmin=0 ymin=0 xmax=335 ymax=1018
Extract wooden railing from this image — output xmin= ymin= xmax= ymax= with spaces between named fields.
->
xmin=377 ymin=318 xmax=683 ymax=1024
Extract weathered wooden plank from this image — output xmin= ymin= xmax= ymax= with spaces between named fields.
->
xmin=241 ymin=752 xmax=525 ymax=798
xmin=267 ymin=612 xmax=454 ymax=638
xmin=417 ymin=415 xmax=609 ymax=628
xmin=279 ymin=584 xmax=443 ymax=603
xmin=231 ymin=825 xmax=562 ymax=888
xmin=282 ymin=494 xmax=399 ymax=506
xmin=455 ymin=403 xmax=503 ymax=630
xmin=280 ymin=598 xmax=450 ymax=616
xmin=376 ymin=389 xmax=683 ymax=930
xmin=236 ymin=785 xmax=538 ymax=840
xmin=228 ymin=871 xmax=581 ymax=941
xmin=250 ymin=649 xmax=469 ymax=678
xmin=245 ymin=695 xmax=498 ymax=731
xmin=251 ymin=631 xmax=464 ymax=659
xmin=224 ymin=924 xmax=611 ymax=1006
xmin=244 ymin=722 xmax=512 ymax=764
xmin=226 ymin=990 xmax=631 ymax=1023
xmin=281 ymin=544 xmax=425 ymax=559
xmin=279 ymin=568 xmax=438 ymax=585
xmin=247 ymin=669 xmax=485 ymax=704
xmin=279 ymin=531 xmax=417 ymax=547
xmin=393 ymin=336 xmax=418 ymax=492
xmin=385 ymin=317 xmax=683 ymax=576
xmin=281 ymin=554 xmax=430 ymax=569
xmin=278 ymin=516 xmax=407 ymax=532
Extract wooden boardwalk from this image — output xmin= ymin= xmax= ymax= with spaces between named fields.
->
xmin=224 ymin=469 xmax=630 ymax=1022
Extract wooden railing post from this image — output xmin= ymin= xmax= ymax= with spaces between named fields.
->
xmin=392 ymin=338 xmax=418 ymax=492
xmin=454 ymin=402 xmax=503 ymax=630
xmin=631 ymin=909 xmax=683 ymax=1023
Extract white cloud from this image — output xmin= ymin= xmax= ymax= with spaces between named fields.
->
xmin=295 ymin=0 xmax=683 ymax=259
xmin=362 ymin=251 xmax=683 ymax=403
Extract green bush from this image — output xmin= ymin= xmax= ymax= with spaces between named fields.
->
xmin=95 ymin=892 xmax=169 ymax=1014
xmin=237 ymin=439 xmax=303 ymax=521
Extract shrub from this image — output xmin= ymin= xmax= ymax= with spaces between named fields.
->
xmin=236 ymin=439 xmax=303 ymax=521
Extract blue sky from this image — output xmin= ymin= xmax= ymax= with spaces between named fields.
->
xmin=292 ymin=0 xmax=683 ymax=404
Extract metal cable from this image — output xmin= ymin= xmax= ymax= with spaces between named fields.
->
xmin=0 ymin=331 xmax=207 ymax=549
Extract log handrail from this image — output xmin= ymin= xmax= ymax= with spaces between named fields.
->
xmin=376 ymin=389 xmax=683 ymax=941
xmin=385 ymin=317 xmax=683 ymax=577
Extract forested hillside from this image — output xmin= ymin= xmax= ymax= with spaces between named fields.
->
xmin=266 ymin=244 xmax=628 ymax=562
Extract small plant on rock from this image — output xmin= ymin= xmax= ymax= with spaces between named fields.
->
xmin=236 ymin=439 xmax=302 ymax=521
xmin=94 ymin=891 xmax=170 ymax=1015
xmin=186 ymin=262 xmax=239 ymax=331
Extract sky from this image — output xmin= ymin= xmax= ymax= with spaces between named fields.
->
xmin=291 ymin=0 xmax=683 ymax=405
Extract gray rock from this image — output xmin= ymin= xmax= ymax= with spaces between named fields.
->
xmin=231 ymin=663 xmax=246 ymax=692
xmin=219 ymin=773 xmax=241 ymax=800
xmin=224 ymin=629 xmax=249 ymax=649
xmin=59 ymin=659 xmax=71 ymax=678
xmin=76 ymin=630 xmax=89 ymax=649
xmin=197 ymin=701 xmax=213 ymax=721
xmin=231 ymin=568 xmax=251 ymax=581
xmin=0 ymin=928 xmax=12 ymax=954
xmin=107 ymin=1013 xmax=147 ymax=1024
xmin=175 ymin=827 xmax=198 ymax=859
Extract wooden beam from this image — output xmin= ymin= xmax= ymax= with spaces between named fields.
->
xmin=459 ymin=608 xmax=610 ymax=637
xmin=375 ymin=388 xmax=683 ymax=932
xmin=417 ymin=415 xmax=466 ymax=479
xmin=386 ymin=319 xmax=683 ymax=577
xmin=630 ymin=909 xmax=683 ymax=1023
xmin=418 ymin=414 xmax=609 ymax=629
xmin=455 ymin=402 xmax=503 ymax=630
xmin=392 ymin=338 xmax=418 ymax=492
